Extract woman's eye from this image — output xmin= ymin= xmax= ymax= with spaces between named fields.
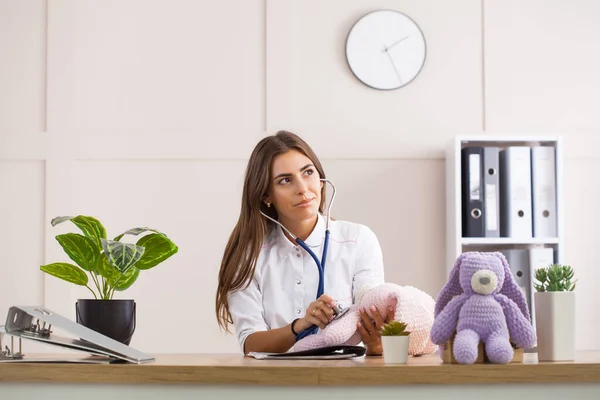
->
xmin=278 ymin=177 xmax=290 ymax=185
xmin=304 ymin=169 xmax=314 ymax=176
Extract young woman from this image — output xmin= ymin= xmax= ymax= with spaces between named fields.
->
xmin=216 ymin=131 xmax=394 ymax=355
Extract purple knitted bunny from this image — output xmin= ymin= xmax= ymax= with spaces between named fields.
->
xmin=430 ymin=251 xmax=536 ymax=364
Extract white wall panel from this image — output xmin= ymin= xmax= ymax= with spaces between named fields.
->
xmin=325 ymin=159 xmax=446 ymax=297
xmin=43 ymin=159 xmax=246 ymax=353
xmin=0 ymin=161 xmax=45 ymax=316
xmin=0 ymin=0 xmax=46 ymax=133
xmin=0 ymin=133 xmax=46 ymax=160
xmin=47 ymin=0 xmax=265 ymax=158
xmin=267 ymin=0 xmax=482 ymax=159
xmin=563 ymin=159 xmax=600 ymax=350
xmin=485 ymin=0 xmax=600 ymax=158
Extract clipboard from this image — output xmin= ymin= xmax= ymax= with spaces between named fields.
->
xmin=0 ymin=306 xmax=155 ymax=364
xmin=248 ymin=345 xmax=366 ymax=360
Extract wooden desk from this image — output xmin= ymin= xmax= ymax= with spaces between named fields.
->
xmin=1 ymin=351 xmax=599 ymax=399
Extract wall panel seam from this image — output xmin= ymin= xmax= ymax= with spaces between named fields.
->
xmin=263 ymin=0 xmax=267 ymax=132
xmin=481 ymin=0 xmax=486 ymax=132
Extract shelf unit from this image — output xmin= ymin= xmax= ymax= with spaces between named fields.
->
xmin=445 ymin=134 xmax=564 ymax=276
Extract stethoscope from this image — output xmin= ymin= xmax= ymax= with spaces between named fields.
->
xmin=260 ymin=178 xmax=347 ymax=341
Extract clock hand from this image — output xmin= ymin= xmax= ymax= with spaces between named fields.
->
xmin=383 ymin=36 xmax=409 ymax=52
xmin=384 ymin=46 xmax=403 ymax=86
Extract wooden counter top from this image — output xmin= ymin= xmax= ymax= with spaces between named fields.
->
xmin=1 ymin=351 xmax=599 ymax=386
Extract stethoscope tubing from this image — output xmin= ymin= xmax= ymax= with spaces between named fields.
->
xmin=293 ymin=229 xmax=329 ymax=341
xmin=259 ymin=179 xmax=336 ymax=341
xmin=296 ymin=238 xmax=325 ymax=298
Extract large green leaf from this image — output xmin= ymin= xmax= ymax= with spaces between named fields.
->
xmin=55 ymin=233 xmax=98 ymax=272
xmin=110 ymin=267 xmax=141 ymax=291
xmin=101 ymin=239 xmax=145 ymax=273
xmin=40 ymin=262 xmax=88 ymax=286
xmin=51 ymin=215 xmax=107 ymax=251
xmin=113 ymin=227 xmax=164 ymax=242
xmin=96 ymin=254 xmax=118 ymax=280
xmin=135 ymin=233 xmax=178 ymax=270
xmin=97 ymin=255 xmax=141 ymax=291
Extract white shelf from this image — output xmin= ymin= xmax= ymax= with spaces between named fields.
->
xmin=445 ymin=135 xmax=564 ymax=340
xmin=460 ymin=237 xmax=560 ymax=245
xmin=445 ymin=135 xmax=564 ymax=275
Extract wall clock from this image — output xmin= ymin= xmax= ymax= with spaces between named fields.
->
xmin=345 ymin=10 xmax=427 ymax=90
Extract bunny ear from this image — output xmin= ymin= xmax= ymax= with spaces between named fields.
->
xmin=434 ymin=252 xmax=467 ymax=317
xmin=496 ymin=251 xmax=531 ymax=320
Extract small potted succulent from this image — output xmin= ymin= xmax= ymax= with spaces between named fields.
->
xmin=533 ymin=263 xmax=576 ymax=361
xmin=380 ymin=320 xmax=411 ymax=364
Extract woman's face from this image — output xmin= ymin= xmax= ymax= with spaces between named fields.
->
xmin=266 ymin=149 xmax=322 ymax=224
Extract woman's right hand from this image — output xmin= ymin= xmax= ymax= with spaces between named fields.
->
xmin=295 ymin=294 xmax=337 ymax=332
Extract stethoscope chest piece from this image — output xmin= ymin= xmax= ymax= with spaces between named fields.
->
xmin=332 ymin=301 xmax=349 ymax=321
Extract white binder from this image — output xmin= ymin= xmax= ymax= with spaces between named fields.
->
xmin=531 ymin=146 xmax=557 ymax=237
xmin=528 ymin=247 xmax=555 ymax=334
xmin=499 ymin=147 xmax=533 ymax=238
xmin=499 ymin=249 xmax=532 ymax=318
xmin=0 ymin=306 xmax=155 ymax=364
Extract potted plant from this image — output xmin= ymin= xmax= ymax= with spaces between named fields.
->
xmin=533 ymin=263 xmax=576 ymax=361
xmin=39 ymin=215 xmax=178 ymax=345
xmin=380 ymin=320 xmax=411 ymax=364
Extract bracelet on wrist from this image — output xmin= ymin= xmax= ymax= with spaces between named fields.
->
xmin=291 ymin=318 xmax=301 ymax=336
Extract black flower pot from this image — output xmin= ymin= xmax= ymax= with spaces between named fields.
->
xmin=76 ymin=299 xmax=136 ymax=345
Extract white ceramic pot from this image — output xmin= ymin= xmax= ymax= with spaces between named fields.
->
xmin=534 ymin=291 xmax=575 ymax=361
xmin=381 ymin=336 xmax=409 ymax=364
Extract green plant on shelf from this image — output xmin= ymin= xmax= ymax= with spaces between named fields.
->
xmin=534 ymin=263 xmax=576 ymax=292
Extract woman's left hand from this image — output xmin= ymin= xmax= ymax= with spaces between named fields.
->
xmin=357 ymin=305 xmax=395 ymax=356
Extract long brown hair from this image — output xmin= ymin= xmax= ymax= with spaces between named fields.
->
xmin=216 ymin=130 xmax=327 ymax=332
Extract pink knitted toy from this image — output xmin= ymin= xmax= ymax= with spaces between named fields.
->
xmin=430 ymin=251 xmax=536 ymax=364
xmin=292 ymin=282 xmax=438 ymax=355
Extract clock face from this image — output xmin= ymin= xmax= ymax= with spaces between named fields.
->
xmin=345 ymin=10 xmax=426 ymax=90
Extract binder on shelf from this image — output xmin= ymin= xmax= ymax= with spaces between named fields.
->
xmin=0 ymin=306 xmax=155 ymax=364
xmin=499 ymin=249 xmax=533 ymax=321
xmin=461 ymin=147 xmax=485 ymax=237
xmin=483 ymin=147 xmax=500 ymax=237
xmin=531 ymin=146 xmax=557 ymax=237
xmin=528 ymin=247 xmax=555 ymax=331
xmin=499 ymin=147 xmax=533 ymax=238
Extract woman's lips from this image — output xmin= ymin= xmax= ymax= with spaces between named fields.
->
xmin=295 ymin=198 xmax=315 ymax=207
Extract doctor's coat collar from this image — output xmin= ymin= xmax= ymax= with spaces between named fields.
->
xmin=275 ymin=212 xmax=325 ymax=260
